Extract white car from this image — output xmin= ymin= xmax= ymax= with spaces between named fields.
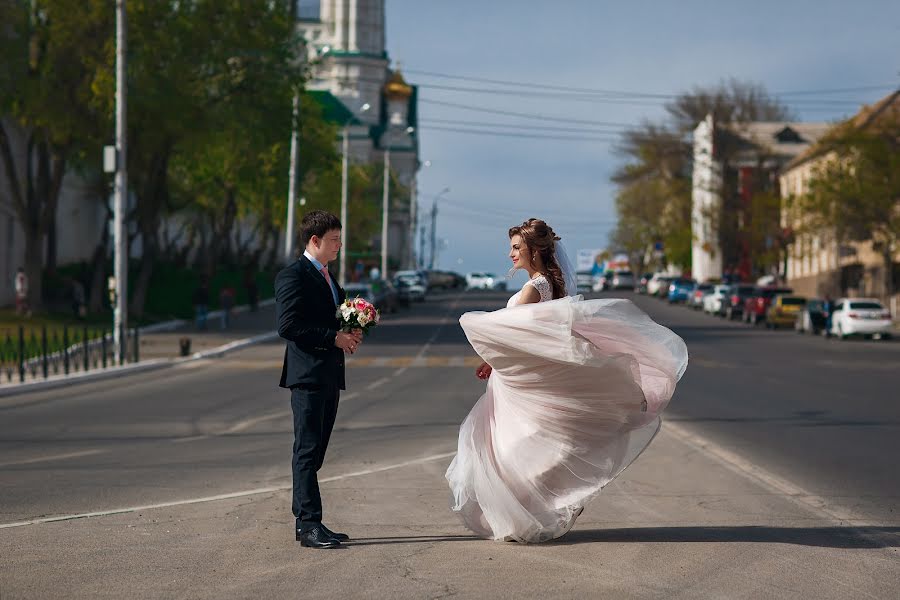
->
xmin=829 ymin=298 xmax=893 ymax=340
xmin=703 ymin=284 xmax=731 ymax=315
xmin=466 ymin=272 xmax=500 ymax=290
xmin=647 ymin=273 xmax=674 ymax=296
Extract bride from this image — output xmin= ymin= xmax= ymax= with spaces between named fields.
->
xmin=445 ymin=218 xmax=689 ymax=543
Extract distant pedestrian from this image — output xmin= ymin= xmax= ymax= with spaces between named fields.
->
xmin=71 ymin=278 xmax=86 ymax=319
xmin=219 ymin=286 xmax=235 ymax=330
xmin=14 ymin=267 xmax=29 ymax=317
xmin=823 ymin=294 xmax=834 ymax=336
xmin=243 ymin=269 xmax=259 ymax=312
xmin=193 ymin=279 xmax=210 ymax=330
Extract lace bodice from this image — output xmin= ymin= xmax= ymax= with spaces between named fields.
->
xmin=507 ymin=274 xmax=553 ymax=307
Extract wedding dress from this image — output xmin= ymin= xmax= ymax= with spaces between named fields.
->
xmin=445 ymin=274 xmax=688 ymax=543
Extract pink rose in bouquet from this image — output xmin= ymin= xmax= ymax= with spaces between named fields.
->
xmin=337 ymin=296 xmax=380 ymax=335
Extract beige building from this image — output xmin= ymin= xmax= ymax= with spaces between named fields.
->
xmin=780 ymin=90 xmax=900 ymax=312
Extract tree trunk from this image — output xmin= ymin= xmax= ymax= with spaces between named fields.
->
xmin=883 ymin=241 xmax=895 ymax=302
xmin=129 ymin=146 xmax=171 ymax=318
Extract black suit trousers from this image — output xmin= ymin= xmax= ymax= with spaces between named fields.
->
xmin=291 ymin=384 xmax=340 ymax=530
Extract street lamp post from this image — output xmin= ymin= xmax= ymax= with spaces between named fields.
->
xmin=339 ymin=103 xmax=370 ymax=286
xmin=409 ymin=160 xmax=430 ymax=269
xmin=285 ymin=93 xmax=300 ymax=261
xmin=113 ymin=0 xmax=128 ymax=364
xmin=429 ymin=187 xmax=450 ymax=270
xmin=381 ymin=125 xmax=414 ymax=280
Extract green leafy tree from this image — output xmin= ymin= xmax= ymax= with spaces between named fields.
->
xmin=802 ymin=114 xmax=900 ymax=299
xmin=0 ymin=0 xmax=110 ymax=309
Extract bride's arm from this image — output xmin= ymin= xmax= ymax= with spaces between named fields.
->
xmin=516 ymin=284 xmax=541 ymax=305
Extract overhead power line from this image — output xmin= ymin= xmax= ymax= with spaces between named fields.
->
xmin=420 ymin=125 xmax=620 ymax=142
xmin=404 ymin=68 xmax=898 ymax=99
xmin=419 ymin=99 xmax=634 ymax=127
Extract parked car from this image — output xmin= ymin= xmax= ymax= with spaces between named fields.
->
xmin=703 ymin=284 xmax=731 ymax=315
xmin=427 ymin=270 xmax=464 ymax=290
xmin=667 ymin=278 xmax=696 ymax=303
xmin=646 ymin=273 xmax=671 ymax=297
xmin=829 ymin=298 xmax=893 ymax=340
xmin=795 ymin=298 xmax=827 ymax=335
xmin=636 ymin=273 xmax=654 ymax=294
xmin=393 ymin=270 xmax=427 ymax=303
xmin=688 ymin=282 xmax=715 ymax=310
xmin=723 ymin=284 xmax=757 ymax=320
xmin=576 ymin=270 xmax=595 ymax=293
xmin=765 ymin=295 xmax=807 ymax=329
xmin=344 ymin=281 xmax=398 ymax=314
xmin=743 ymin=286 xmax=793 ymax=326
xmin=466 ymin=272 xmax=505 ymax=290
xmin=610 ymin=270 xmax=636 ymax=290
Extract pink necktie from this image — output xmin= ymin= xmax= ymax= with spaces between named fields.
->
xmin=320 ymin=266 xmax=332 ymax=287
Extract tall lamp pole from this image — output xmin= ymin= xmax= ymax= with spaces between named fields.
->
xmin=285 ymin=93 xmax=300 ymax=261
xmin=381 ymin=125 xmax=414 ymax=279
xmin=339 ymin=103 xmax=370 ymax=286
xmin=113 ymin=0 xmax=128 ymax=364
xmin=429 ymin=187 xmax=450 ymax=270
xmin=410 ymin=160 xmax=430 ymax=269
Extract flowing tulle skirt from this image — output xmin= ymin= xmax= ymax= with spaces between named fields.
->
xmin=445 ymin=296 xmax=688 ymax=543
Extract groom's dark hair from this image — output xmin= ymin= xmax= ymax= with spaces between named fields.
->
xmin=300 ymin=210 xmax=342 ymax=247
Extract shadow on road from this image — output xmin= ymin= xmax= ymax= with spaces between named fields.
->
xmin=347 ymin=534 xmax=482 ymax=546
xmin=556 ymin=526 xmax=900 ymax=549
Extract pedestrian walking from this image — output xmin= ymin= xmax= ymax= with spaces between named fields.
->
xmin=14 ymin=267 xmax=30 ymax=317
xmin=243 ymin=269 xmax=259 ymax=313
xmin=219 ymin=286 xmax=235 ymax=330
xmin=192 ymin=279 xmax=210 ymax=330
xmin=71 ymin=278 xmax=86 ymax=319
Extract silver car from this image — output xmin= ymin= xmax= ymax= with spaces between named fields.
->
xmin=610 ymin=270 xmax=635 ymax=290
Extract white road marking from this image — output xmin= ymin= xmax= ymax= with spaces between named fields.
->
xmin=0 ymin=451 xmax=456 ymax=529
xmin=0 ymin=449 xmax=106 ymax=468
xmin=222 ymin=410 xmax=292 ymax=435
xmin=664 ymin=421 xmax=888 ymax=530
xmin=365 ymin=377 xmax=391 ymax=391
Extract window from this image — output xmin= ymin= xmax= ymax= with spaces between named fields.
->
xmin=296 ymin=0 xmax=320 ymax=20
xmin=849 ymin=302 xmax=883 ymax=310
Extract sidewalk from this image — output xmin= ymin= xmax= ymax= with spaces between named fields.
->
xmin=0 ymin=302 xmax=278 ymax=397
xmin=139 ymin=301 xmax=276 ymax=360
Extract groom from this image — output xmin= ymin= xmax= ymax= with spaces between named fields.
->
xmin=276 ymin=210 xmax=363 ymax=549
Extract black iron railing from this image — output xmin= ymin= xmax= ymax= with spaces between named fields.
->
xmin=0 ymin=325 xmax=139 ymax=385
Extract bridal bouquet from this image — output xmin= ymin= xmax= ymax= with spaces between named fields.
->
xmin=337 ymin=297 xmax=380 ymax=335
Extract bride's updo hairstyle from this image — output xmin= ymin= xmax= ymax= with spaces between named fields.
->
xmin=509 ymin=218 xmax=566 ymax=299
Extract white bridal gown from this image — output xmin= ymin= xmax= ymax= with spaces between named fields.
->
xmin=445 ymin=275 xmax=689 ymax=543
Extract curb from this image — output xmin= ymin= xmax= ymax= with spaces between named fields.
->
xmin=0 ymin=330 xmax=280 ymax=398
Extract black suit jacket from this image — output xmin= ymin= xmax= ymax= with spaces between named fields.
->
xmin=275 ymin=256 xmax=347 ymax=390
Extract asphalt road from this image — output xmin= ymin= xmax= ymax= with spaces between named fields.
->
xmin=1 ymin=288 xmax=898 ymax=599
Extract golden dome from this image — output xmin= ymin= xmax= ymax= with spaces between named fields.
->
xmin=384 ymin=71 xmax=413 ymax=100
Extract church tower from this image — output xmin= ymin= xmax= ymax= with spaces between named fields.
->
xmin=297 ymin=0 xmax=390 ymax=126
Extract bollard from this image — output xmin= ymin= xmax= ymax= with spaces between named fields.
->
xmin=42 ymin=325 xmax=48 ymax=379
xmin=179 ymin=337 xmax=192 ymax=357
xmin=18 ymin=325 xmax=24 ymax=383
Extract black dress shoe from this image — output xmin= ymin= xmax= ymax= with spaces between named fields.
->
xmin=321 ymin=524 xmax=350 ymax=542
xmin=296 ymin=526 xmax=341 ymax=549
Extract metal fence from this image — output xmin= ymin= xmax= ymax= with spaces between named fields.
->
xmin=0 ymin=325 xmax=140 ymax=385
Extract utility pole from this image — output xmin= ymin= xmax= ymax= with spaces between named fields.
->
xmin=429 ymin=199 xmax=437 ymax=270
xmin=339 ymin=126 xmax=350 ymax=285
xmin=113 ymin=0 xmax=128 ymax=364
xmin=381 ymin=145 xmax=390 ymax=279
xmin=408 ymin=175 xmax=416 ymax=269
xmin=285 ymin=93 xmax=299 ymax=261
xmin=338 ymin=103 xmax=369 ymax=286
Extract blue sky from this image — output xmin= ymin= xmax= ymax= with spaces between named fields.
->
xmin=386 ymin=0 xmax=900 ymax=279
